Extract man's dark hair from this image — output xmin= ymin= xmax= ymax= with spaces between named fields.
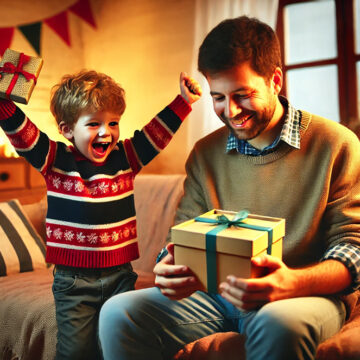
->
xmin=198 ymin=16 xmax=282 ymax=80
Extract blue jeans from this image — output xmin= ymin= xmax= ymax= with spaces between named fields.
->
xmin=99 ymin=287 xmax=346 ymax=360
xmin=53 ymin=263 xmax=137 ymax=360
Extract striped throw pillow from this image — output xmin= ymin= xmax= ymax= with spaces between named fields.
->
xmin=0 ymin=199 xmax=47 ymax=276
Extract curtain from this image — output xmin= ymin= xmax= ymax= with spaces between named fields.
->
xmin=188 ymin=0 xmax=279 ymax=150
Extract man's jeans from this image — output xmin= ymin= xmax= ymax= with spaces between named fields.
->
xmin=99 ymin=287 xmax=346 ymax=360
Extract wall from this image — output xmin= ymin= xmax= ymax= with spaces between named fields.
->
xmin=0 ymin=0 xmax=85 ymax=153
xmin=2 ymin=0 xmax=196 ymax=173
xmin=84 ymin=0 xmax=196 ymax=173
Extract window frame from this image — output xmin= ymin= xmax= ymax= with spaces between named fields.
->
xmin=276 ymin=0 xmax=359 ymax=127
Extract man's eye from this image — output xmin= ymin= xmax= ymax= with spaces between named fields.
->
xmin=212 ymin=96 xmax=225 ymax=102
xmin=235 ymin=93 xmax=251 ymax=100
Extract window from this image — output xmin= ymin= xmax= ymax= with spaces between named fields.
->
xmin=277 ymin=0 xmax=360 ymax=132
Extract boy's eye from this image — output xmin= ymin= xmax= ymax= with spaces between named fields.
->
xmin=109 ymin=121 xmax=119 ymax=127
xmin=87 ymin=122 xmax=99 ymax=127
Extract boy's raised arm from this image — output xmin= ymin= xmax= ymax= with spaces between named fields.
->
xmin=122 ymin=73 xmax=202 ymax=174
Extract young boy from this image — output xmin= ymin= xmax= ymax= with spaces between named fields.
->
xmin=0 ymin=69 xmax=201 ymax=359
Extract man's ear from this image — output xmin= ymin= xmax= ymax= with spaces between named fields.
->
xmin=272 ymin=67 xmax=283 ymax=95
xmin=59 ymin=121 xmax=74 ymax=140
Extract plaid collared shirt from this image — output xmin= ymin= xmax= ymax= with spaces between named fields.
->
xmin=225 ymin=96 xmax=360 ymax=291
xmin=226 ymin=96 xmax=301 ymax=154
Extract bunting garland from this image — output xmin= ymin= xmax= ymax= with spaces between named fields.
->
xmin=18 ymin=23 xmax=42 ymax=55
xmin=0 ymin=0 xmax=96 ymax=56
xmin=69 ymin=0 xmax=97 ymax=28
xmin=44 ymin=11 xmax=71 ymax=46
xmin=0 ymin=28 xmax=15 ymax=56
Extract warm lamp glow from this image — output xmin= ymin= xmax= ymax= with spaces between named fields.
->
xmin=0 ymin=132 xmax=18 ymax=158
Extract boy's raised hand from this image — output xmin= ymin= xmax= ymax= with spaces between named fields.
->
xmin=180 ymin=72 xmax=202 ymax=105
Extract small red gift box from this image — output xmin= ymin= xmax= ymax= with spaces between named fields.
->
xmin=0 ymin=49 xmax=43 ymax=104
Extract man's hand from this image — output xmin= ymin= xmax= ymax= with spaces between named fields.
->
xmin=154 ymin=243 xmax=202 ymax=300
xmin=219 ymin=254 xmax=353 ymax=311
xmin=219 ymin=255 xmax=302 ymax=311
xmin=180 ymin=72 xmax=202 ymax=104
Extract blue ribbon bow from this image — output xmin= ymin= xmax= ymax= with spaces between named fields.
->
xmin=195 ymin=210 xmax=273 ymax=293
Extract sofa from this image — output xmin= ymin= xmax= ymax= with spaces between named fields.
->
xmin=0 ymin=174 xmax=359 ymax=360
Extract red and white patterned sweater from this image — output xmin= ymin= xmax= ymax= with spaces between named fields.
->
xmin=0 ymin=95 xmax=191 ymax=268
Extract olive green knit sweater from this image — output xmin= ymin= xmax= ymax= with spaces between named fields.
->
xmin=175 ymin=111 xmax=360 ymax=268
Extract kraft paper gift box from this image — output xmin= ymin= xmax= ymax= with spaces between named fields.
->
xmin=172 ymin=209 xmax=285 ymax=293
xmin=0 ymin=49 xmax=43 ymax=104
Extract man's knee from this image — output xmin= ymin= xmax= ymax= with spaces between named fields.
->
xmin=99 ymin=288 xmax=160 ymax=335
xmin=245 ymin=300 xmax=320 ymax=360
xmin=254 ymin=303 xmax=316 ymax=342
xmin=100 ymin=291 xmax=134 ymax=334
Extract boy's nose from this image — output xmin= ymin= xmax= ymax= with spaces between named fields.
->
xmin=98 ymin=126 xmax=109 ymax=137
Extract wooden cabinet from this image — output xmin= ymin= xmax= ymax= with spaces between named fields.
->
xmin=0 ymin=157 xmax=46 ymax=204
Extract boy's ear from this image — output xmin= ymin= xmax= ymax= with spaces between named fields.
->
xmin=59 ymin=121 xmax=74 ymax=140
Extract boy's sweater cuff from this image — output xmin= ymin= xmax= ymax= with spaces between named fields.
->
xmin=0 ymin=99 xmax=16 ymax=120
xmin=168 ymin=95 xmax=192 ymax=121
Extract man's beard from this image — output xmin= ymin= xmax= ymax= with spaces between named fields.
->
xmin=224 ymin=97 xmax=277 ymax=141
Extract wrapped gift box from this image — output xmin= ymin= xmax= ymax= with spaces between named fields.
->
xmin=0 ymin=49 xmax=43 ymax=104
xmin=172 ymin=209 xmax=285 ymax=293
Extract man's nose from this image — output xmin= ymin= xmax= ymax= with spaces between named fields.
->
xmin=224 ymin=98 xmax=241 ymax=119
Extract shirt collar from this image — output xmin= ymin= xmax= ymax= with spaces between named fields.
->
xmin=226 ymin=96 xmax=301 ymax=154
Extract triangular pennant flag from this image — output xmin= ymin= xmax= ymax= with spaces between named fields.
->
xmin=0 ymin=28 xmax=15 ymax=56
xmin=44 ymin=11 xmax=71 ymax=46
xmin=18 ymin=22 xmax=42 ymax=55
xmin=69 ymin=0 xmax=96 ymax=28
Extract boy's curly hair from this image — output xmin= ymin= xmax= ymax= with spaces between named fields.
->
xmin=50 ymin=70 xmax=126 ymax=127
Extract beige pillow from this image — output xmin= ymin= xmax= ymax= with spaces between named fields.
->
xmin=0 ymin=199 xmax=47 ymax=276
xmin=22 ymin=196 xmax=47 ymax=241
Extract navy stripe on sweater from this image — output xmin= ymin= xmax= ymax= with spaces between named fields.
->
xmin=18 ymin=132 xmax=51 ymax=169
xmin=132 ymin=130 xmax=158 ymax=166
xmin=157 ymin=107 xmax=182 ymax=133
xmin=0 ymin=106 xmax=24 ymax=132
xmin=47 ymin=194 xmax=136 ymax=225
xmin=53 ymin=143 xmax=132 ymax=178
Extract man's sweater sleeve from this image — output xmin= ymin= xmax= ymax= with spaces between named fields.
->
xmin=321 ymin=128 xmax=360 ymax=292
xmin=122 ymin=95 xmax=191 ymax=175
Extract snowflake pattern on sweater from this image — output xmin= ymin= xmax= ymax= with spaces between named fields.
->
xmin=0 ymin=96 xmax=191 ymax=268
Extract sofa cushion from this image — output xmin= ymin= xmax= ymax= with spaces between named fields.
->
xmin=316 ymin=291 xmax=360 ymax=360
xmin=22 ymin=195 xmax=47 ymax=241
xmin=174 ymin=332 xmax=245 ymax=360
xmin=132 ymin=174 xmax=185 ymax=273
xmin=0 ymin=199 xmax=47 ymax=276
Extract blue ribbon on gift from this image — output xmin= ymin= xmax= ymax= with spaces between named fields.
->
xmin=195 ymin=210 xmax=273 ymax=293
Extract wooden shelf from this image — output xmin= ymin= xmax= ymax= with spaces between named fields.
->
xmin=0 ymin=157 xmax=46 ymax=204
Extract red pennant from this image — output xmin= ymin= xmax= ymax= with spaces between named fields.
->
xmin=69 ymin=0 xmax=96 ymax=28
xmin=0 ymin=28 xmax=15 ymax=56
xmin=44 ymin=11 xmax=71 ymax=46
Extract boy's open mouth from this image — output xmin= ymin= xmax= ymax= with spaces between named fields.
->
xmin=92 ymin=142 xmax=110 ymax=155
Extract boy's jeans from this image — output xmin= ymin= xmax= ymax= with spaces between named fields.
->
xmin=99 ymin=287 xmax=346 ymax=360
xmin=53 ymin=263 xmax=137 ymax=360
